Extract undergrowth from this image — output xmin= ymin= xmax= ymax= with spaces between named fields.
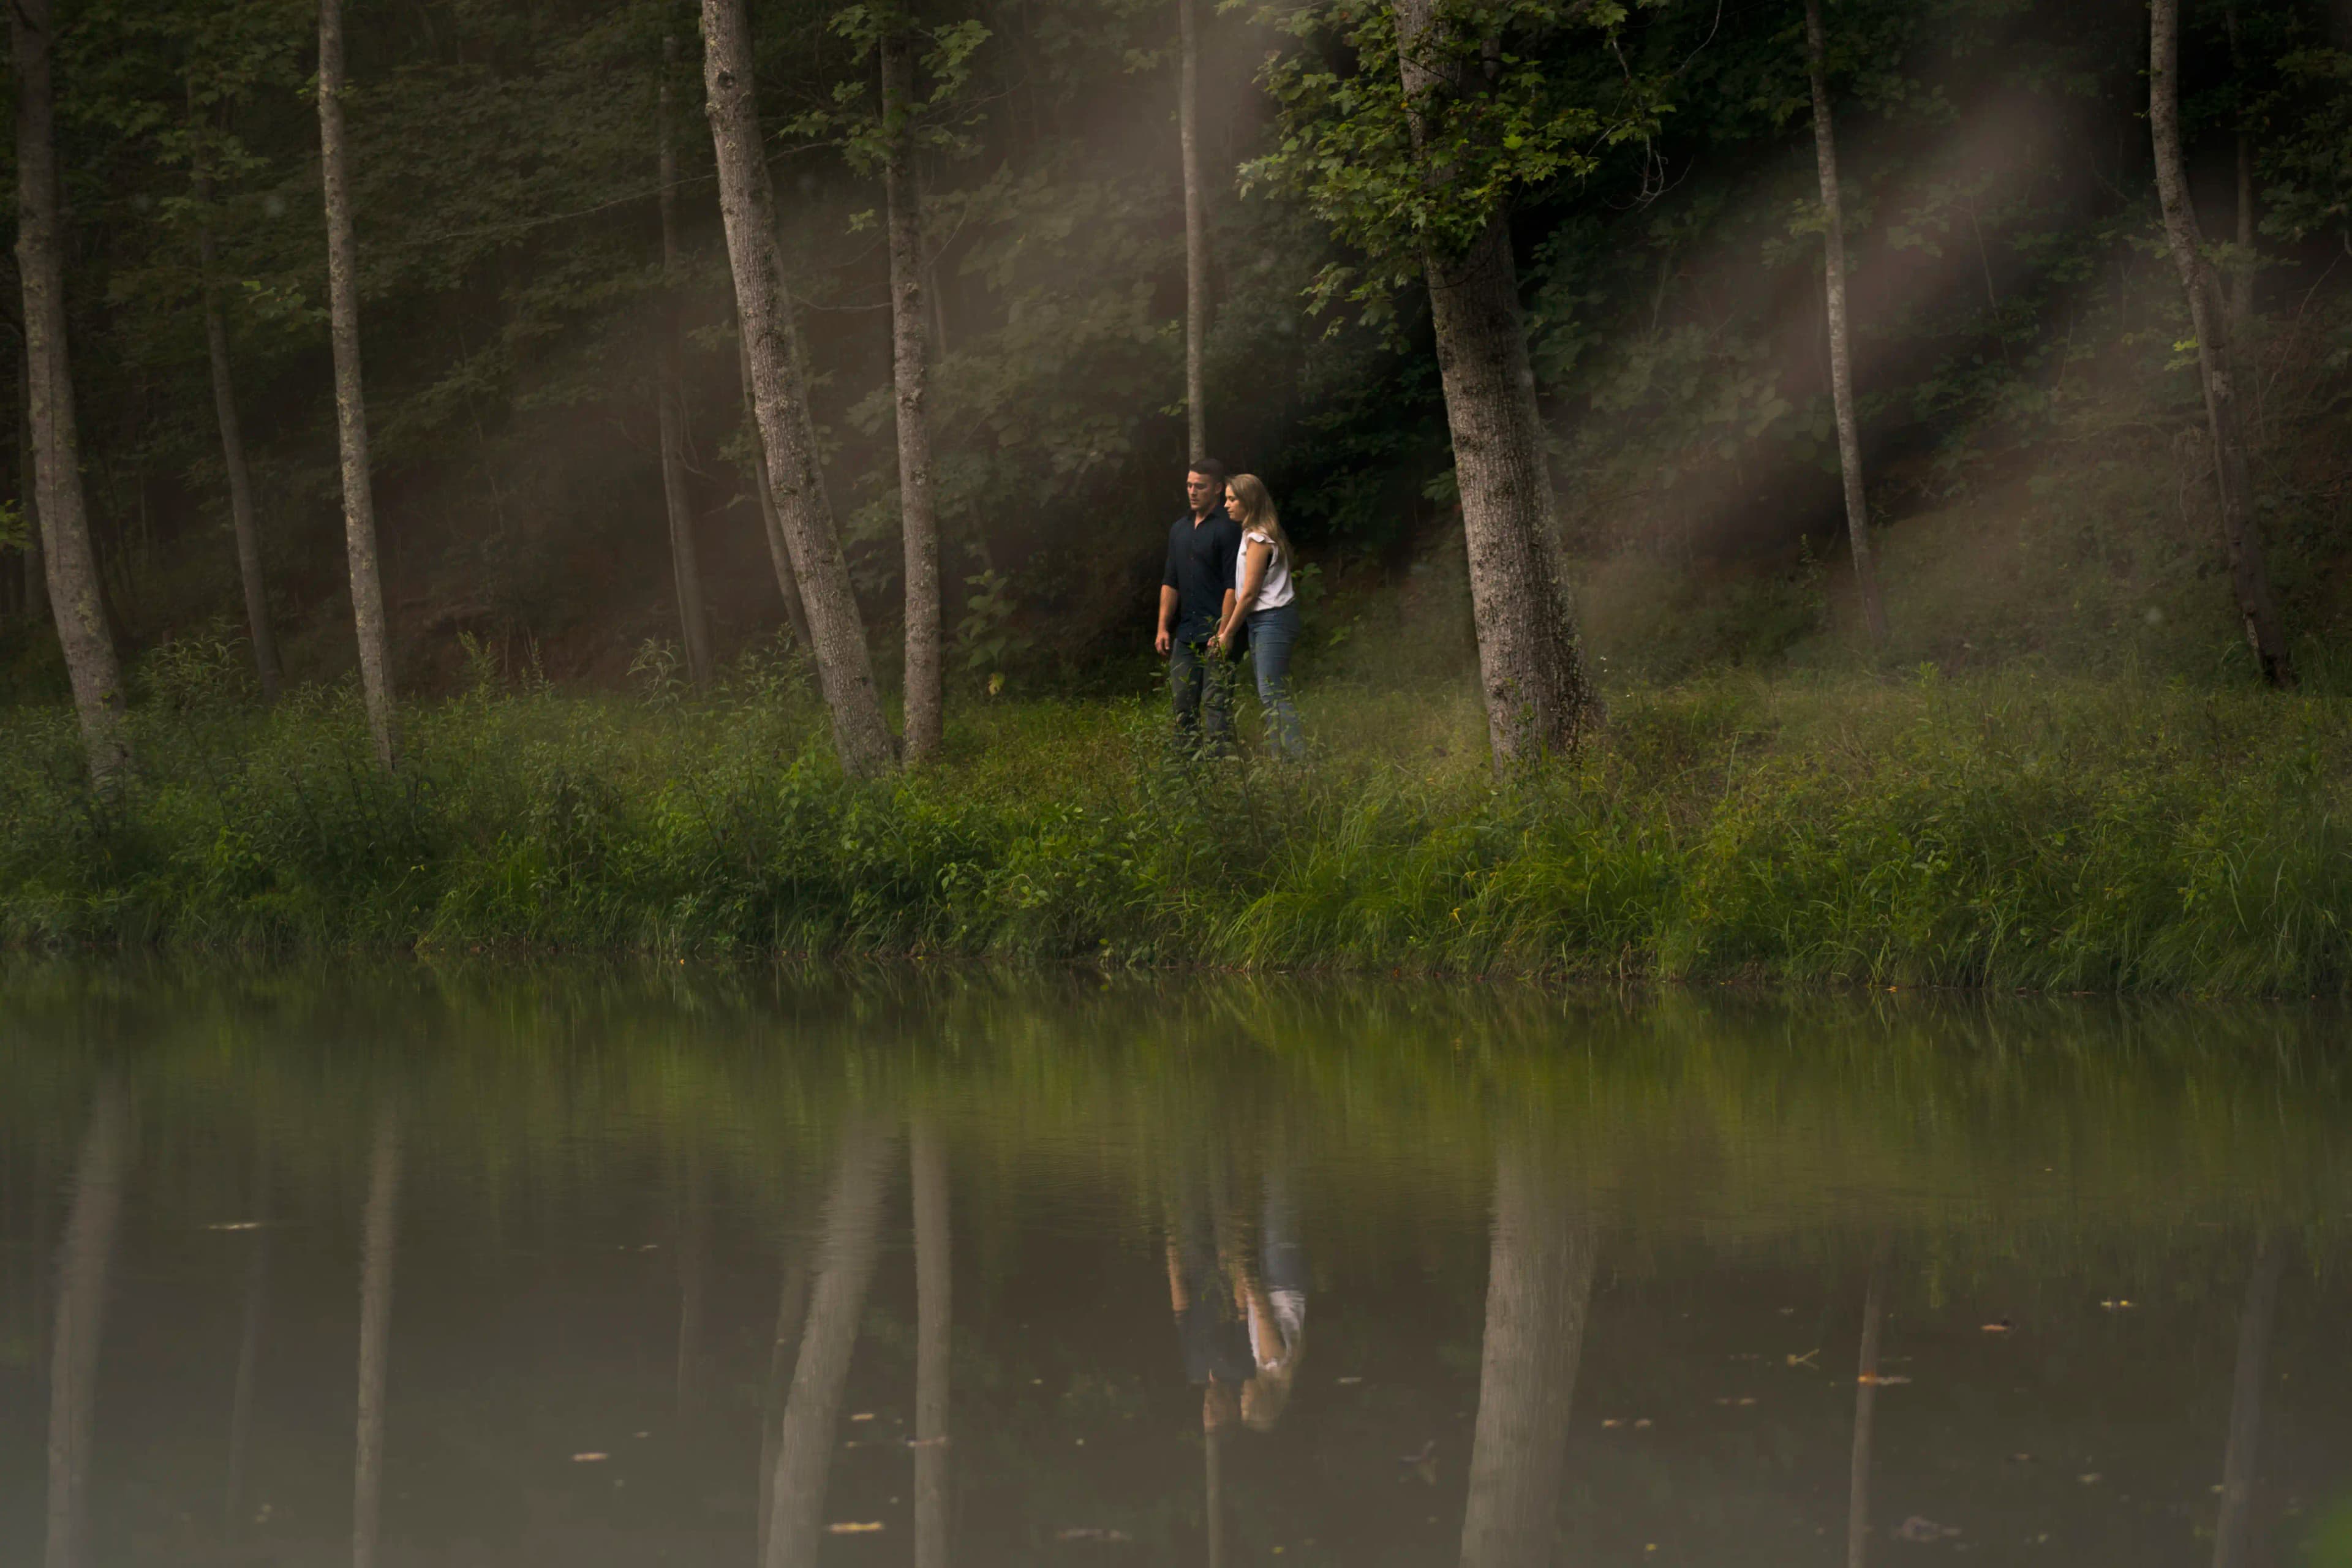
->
xmin=2 ymin=641 xmax=2347 ymax=994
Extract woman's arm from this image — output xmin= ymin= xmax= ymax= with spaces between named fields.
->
xmin=1217 ymin=541 xmax=1272 ymax=649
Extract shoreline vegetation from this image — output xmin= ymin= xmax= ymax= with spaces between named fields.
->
xmin=4 ymin=649 xmax=2346 ymax=996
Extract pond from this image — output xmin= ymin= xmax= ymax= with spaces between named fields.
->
xmin=1 ymin=960 xmax=2348 ymax=1566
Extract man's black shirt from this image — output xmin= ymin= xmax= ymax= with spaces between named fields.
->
xmin=1163 ymin=508 xmax=1242 ymax=644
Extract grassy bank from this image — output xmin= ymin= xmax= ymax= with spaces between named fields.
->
xmin=2 ymin=650 xmax=2348 ymax=993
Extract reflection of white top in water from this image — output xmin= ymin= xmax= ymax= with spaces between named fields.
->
xmin=1235 ymin=530 xmax=1294 ymax=611
xmin=1251 ymin=1288 xmax=1306 ymax=1372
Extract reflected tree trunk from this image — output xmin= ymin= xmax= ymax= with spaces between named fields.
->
xmin=676 ymin=1145 xmax=709 ymax=1422
xmin=318 ymin=0 xmax=402 ymax=765
xmin=657 ymin=33 xmax=715 ymax=692
xmin=762 ymin=1122 xmax=895 ymax=1568
xmin=45 ymin=1085 xmax=130 ymax=1568
xmin=1847 ymin=1243 xmax=1888 ymax=1568
xmin=223 ymin=1153 xmax=273 ymax=1537
xmin=1458 ymin=1142 xmax=1595 ymax=1568
xmin=1204 ymin=1429 xmax=1226 ymax=1568
xmin=1804 ymin=0 xmax=1888 ymax=647
xmin=754 ymin=1241 xmax=813 ymax=1566
xmin=2212 ymin=1233 xmax=2285 ymax=1568
xmin=912 ymin=1117 xmax=951 ymax=1568
xmin=352 ymin=1110 xmax=400 ymax=1568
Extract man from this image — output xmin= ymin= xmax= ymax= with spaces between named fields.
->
xmin=1155 ymin=458 xmax=1242 ymax=749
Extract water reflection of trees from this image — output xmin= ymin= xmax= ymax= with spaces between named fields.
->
xmin=352 ymin=1107 xmax=400 ymax=1568
xmin=45 ymin=1084 xmax=129 ymax=1568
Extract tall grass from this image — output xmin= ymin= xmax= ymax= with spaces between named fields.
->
xmin=2 ymin=643 xmax=2348 ymax=993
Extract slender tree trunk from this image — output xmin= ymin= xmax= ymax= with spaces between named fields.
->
xmin=2225 ymin=6 xmax=2256 ymax=337
xmin=192 ymin=113 xmax=282 ymax=702
xmin=2211 ymin=1233 xmax=2285 ymax=1568
xmin=12 ymin=0 xmax=128 ymax=784
xmin=318 ymin=0 xmax=402 ymax=764
xmin=44 ymin=1086 xmax=130 ymax=1568
xmin=1805 ymin=0 xmax=1890 ymax=648
xmin=701 ymin=0 xmax=899 ymax=776
xmin=1393 ymin=0 xmax=1594 ymax=769
xmin=736 ymin=336 xmax=815 ymax=655
xmin=1178 ymin=0 xmax=1208 ymax=460
xmin=1457 ymin=1142 xmax=1594 ymax=1568
xmin=762 ymin=1122 xmax=895 ymax=1568
xmin=352 ymin=1110 xmax=399 ymax=1568
xmin=912 ymin=1117 xmax=951 ymax=1568
xmin=882 ymin=21 xmax=944 ymax=764
xmin=658 ymin=34 xmax=715 ymax=692
xmin=1846 ymin=1245 xmax=1888 ymax=1568
xmin=18 ymin=349 xmax=48 ymax=629
xmin=222 ymin=1155 xmax=272 ymax=1537
xmin=2149 ymin=0 xmax=2293 ymax=687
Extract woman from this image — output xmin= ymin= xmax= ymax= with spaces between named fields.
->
xmin=1213 ymin=474 xmax=1306 ymax=761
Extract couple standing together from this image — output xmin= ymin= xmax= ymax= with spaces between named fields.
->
xmin=1153 ymin=459 xmax=1306 ymax=760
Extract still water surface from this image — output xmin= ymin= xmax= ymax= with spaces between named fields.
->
xmin=2 ymin=962 xmax=2349 ymax=1567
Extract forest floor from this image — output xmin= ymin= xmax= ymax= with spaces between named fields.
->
xmin=3 ymin=658 xmax=2347 ymax=994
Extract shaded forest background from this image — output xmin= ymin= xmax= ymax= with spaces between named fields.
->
xmin=0 ymin=0 xmax=2348 ymax=708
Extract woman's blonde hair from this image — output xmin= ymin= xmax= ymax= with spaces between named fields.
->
xmin=1226 ymin=474 xmax=1297 ymax=570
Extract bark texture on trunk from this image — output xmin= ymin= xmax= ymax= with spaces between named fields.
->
xmin=318 ymin=0 xmax=402 ymax=765
xmin=703 ymin=0 xmax=899 ymax=776
xmin=1394 ymin=0 xmax=1593 ymax=768
xmin=761 ymin=1122 xmax=896 ymax=1568
xmin=13 ymin=0 xmax=128 ymax=784
xmin=2149 ymin=0 xmax=2293 ymax=687
xmin=883 ymin=21 xmax=944 ymax=764
xmin=658 ymin=34 xmax=715 ymax=692
xmin=17 ymin=350 xmax=49 ymax=629
xmin=44 ymin=1086 xmax=130 ymax=1568
xmin=1457 ymin=1142 xmax=1594 ymax=1568
xmin=1805 ymin=0 xmax=1889 ymax=647
xmin=912 ymin=1117 xmax=952 ymax=1568
xmin=1178 ymin=0 xmax=1207 ymax=461
xmin=352 ymin=1110 xmax=399 ymax=1568
xmin=737 ymin=336 xmax=815 ymax=654
xmin=1847 ymin=1246 xmax=1887 ymax=1568
xmin=2211 ymin=1234 xmax=2285 ymax=1568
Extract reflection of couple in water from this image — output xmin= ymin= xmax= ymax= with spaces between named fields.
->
xmin=1166 ymin=1156 xmax=1308 ymax=1435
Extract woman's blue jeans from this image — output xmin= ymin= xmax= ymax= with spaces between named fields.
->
xmin=1246 ymin=602 xmax=1306 ymax=760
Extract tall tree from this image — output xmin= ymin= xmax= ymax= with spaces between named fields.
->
xmin=1804 ymin=0 xmax=1890 ymax=647
xmin=44 ymin=1086 xmax=130 ymax=1568
xmin=15 ymin=347 xmax=48 ymax=631
xmin=703 ymin=0 xmax=900 ymax=777
xmin=761 ymin=1121 xmax=895 ymax=1568
xmin=2149 ymin=0 xmax=2292 ymax=687
xmin=318 ymin=0 xmax=401 ymax=767
xmin=658 ymin=33 xmax=716 ymax=693
xmin=881 ymin=13 xmax=945 ymax=764
xmin=190 ymin=97 xmax=282 ymax=701
xmin=1178 ymin=0 xmax=1208 ymax=460
xmin=13 ymin=0 xmax=129 ymax=784
xmin=736 ymin=337 xmax=815 ymax=655
xmin=352 ymin=1109 xmax=399 ymax=1568
xmin=1393 ymin=0 xmax=1597 ymax=766
xmin=911 ymin=1117 xmax=951 ymax=1568
xmin=1457 ymin=1140 xmax=1594 ymax=1568
xmin=2223 ymin=5 xmax=2256 ymax=336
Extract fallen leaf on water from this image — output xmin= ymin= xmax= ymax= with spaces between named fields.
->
xmin=1633 ymin=1419 xmax=1653 ymax=1430
xmin=1893 ymin=1517 xmax=1959 ymax=1542
xmin=2077 ymin=1473 xmax=2102 ymax=1486
xmin=1335 ymin=1376 xmax=1364 ymax=1385
xmin=2099 ymin=1299 xmax=2135 ymax=1310
xmin=1602 ymin=1418 xmax=1624 ymax=1429
xmin=826 ymin=1522 xmax=885 ymax=1534
xmin=1055 ymin=1528 xmax=1133 ymax=1543
xmin=1786 ymin=1349 xmax=1822 ymax=1368
xmin=1982 ymin=1320 xmax=2015 ymax=1333
xmin=203 ymin=1221 xmax=267 ymax=1231
xmin=1713 ymin=1397 xmax=1758 ymax=1407
xmin=850 ymin=1412 xmax=875 ymax=1422
xmin=571 ymin=1453 xmax=608 ymax=1463
xmin=1858 ymin=1373 xmax=1911 ymax=1386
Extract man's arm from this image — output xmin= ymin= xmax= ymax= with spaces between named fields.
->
xmin=1156 ymin=585 xmax=1180 ymax=657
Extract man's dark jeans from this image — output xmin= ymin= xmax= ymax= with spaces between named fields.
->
xmin=1169 ymin=637 xmax=1237 ymax=752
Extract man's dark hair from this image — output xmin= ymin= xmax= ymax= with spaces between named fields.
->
xmin=1186 ymin=458 xmax=1228 ymax=484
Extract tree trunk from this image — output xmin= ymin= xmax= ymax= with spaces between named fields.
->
xmin=658 ymin=34 xmax=715 ymax=693
xmin=44 ymin=1085 xmax=130 ymax=1568
xmin=1805 ymin=0 xmax=1890 ymax=648
xmin=761 ymin=1121 xmax=895 ymax=1568
xmin=12 ymin=0 xmax=129 ymax=785
xmin=701 ymin=0 xmax=899 ymax=777
xmin=1393 ymin=0 xmax=1593 ymax=769
xmin=883 ymin=21 xmax=944 ymax=764
xmin=17 ymin=349 xmax=48 ymax=630
xmin=352 ymin=1109 xmax=399 ymax=1568
xmin=1457 ymin=1142 xmax=1594 ymax=1568
xmin=2225 ymin=6 xmax=2255 ymax=337
xmin=1846 ymin=1245 xmax=1887 ymax=1568
xmin=2211 ymin=1233 xmax=2285 ymax=1568
xmin=192 ymin=111 xmax=282 ymax=701
xmin=912 ymin=1117 xmax=951 ymax=1568
xmin=736 ymin=336 xmax=815 ymax=655
xmin=318 ymin=0 xmax=402 ymax=765
xmin=2149 ymin=0 xmax=2293 ymax=687
xmin=1178 ymin=0 xmax=1207 ymax=460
